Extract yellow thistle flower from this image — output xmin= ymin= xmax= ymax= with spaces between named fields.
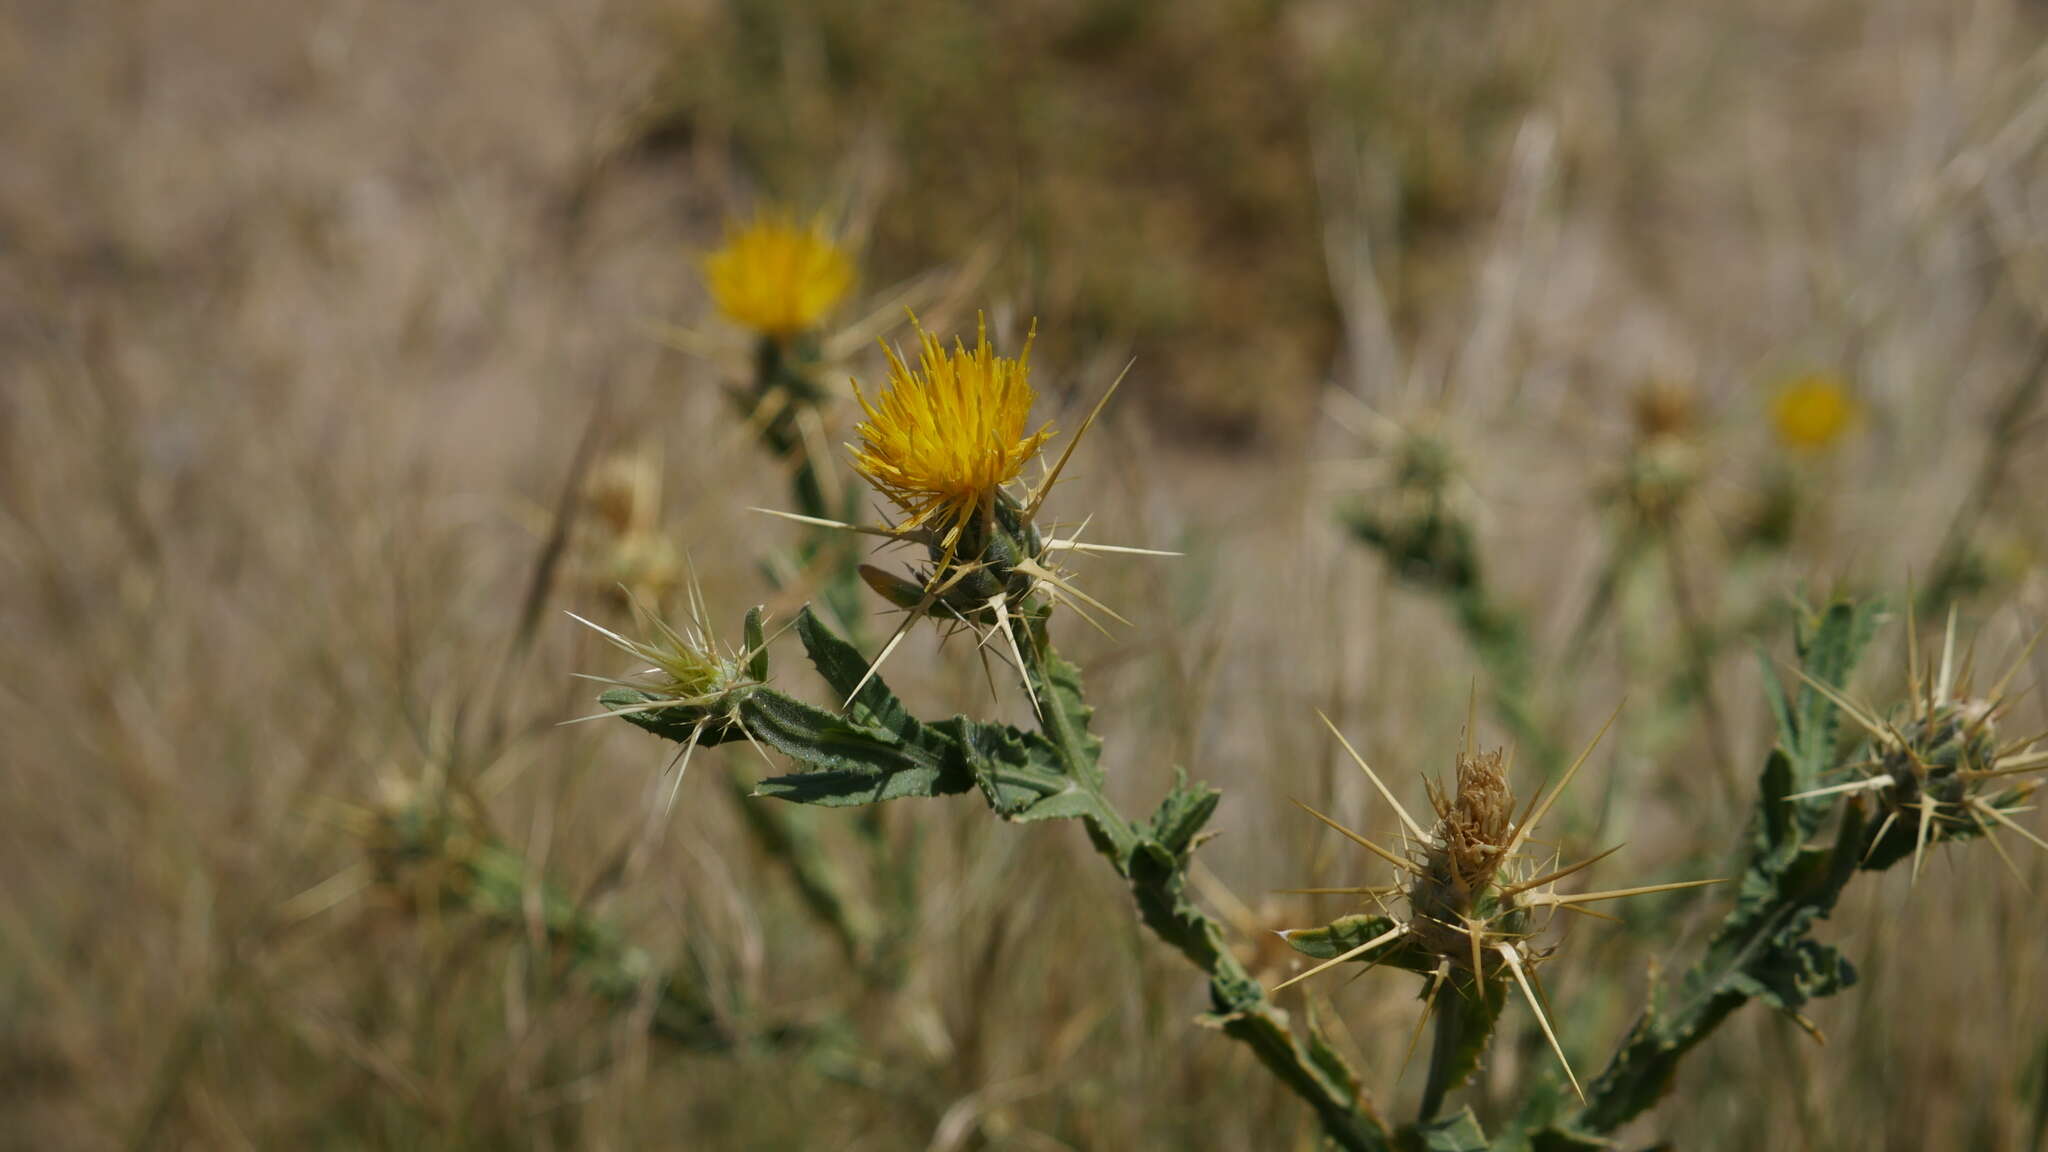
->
xmin=1770 ymin=374 xmax=1855 ymax=452
xmin=849 ymin=316 xmax=1054 ymax=544
xmin=703 ymin=211 xmax=853 ymax=338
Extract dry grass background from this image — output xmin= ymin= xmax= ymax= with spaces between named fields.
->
xmin=5 ymin=0 xmax=2048 ymax=1148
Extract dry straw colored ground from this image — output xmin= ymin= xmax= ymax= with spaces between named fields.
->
xmin=5 ymin=0 xmax=2048 ymax=1149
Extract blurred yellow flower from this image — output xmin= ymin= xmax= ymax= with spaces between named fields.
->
xmin=703 ymin=211 xmax=852 ymax=337
xmin=849 ymin=315 xmax=1053 ymax=543
xmin=1771 ymin=375 xmax=1855 ymax=452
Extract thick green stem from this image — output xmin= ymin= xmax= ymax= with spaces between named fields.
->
xmin=1419 ymin=983 xmax=1464 ymax=1123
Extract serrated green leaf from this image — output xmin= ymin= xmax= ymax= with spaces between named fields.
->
xmin=1786 ymin=598 xmax=1881 ymax=789
xmin=1304 ymin=1005 xmax=1363 ymax=1108
xmin=1147 ymin=771 xmax=1222 ymax=853
xmin=1023 ymin=618 xmax=1106 ymax=790
xmin=929 ymin=715 xmax=1072 ymax=817
xmin=1545 ymin=597 xmax=1884 ymax=1139
xmin=797 ymin=607 xmax=916 ymax=736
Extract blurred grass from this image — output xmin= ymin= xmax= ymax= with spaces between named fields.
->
xmin=3 ymin=0 xmax=2048 ymax=1149
xmin=639 ymin=0 xmax=1543 ymax=442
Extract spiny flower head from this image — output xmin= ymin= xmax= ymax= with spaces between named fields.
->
xmin=703 ymin=210 xmax=853 ymax=338
xmin=1427 ymin=747 xmax=1515 ymax=893
xmin=850 ymin=314 xmax=1053 ymax=545
xmin=575 ymin=581 xmax=784 ymax=806
xmin=577 ymin=596 xmax=752 ymax=706
xmin=1276 ymin=711 xmax=1721 ymax=1101
xmin=761 ymin=314 xmax=1165 ymax=714
xmin=1792 ymin=605 xmax=2046 ymax=881
xmin=1327 ymin=398 xmax=1484 ymax=593
xmin=1770 ymin=373 xmax=1855 ymax=452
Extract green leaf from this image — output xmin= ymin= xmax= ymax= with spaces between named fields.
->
xmin=1304 ymin=1005 xmax=1364 ymax=1111
xmin=929 ymin=715 xmax=1074 ymax=818
xmin=743 ymin=605 xmax=769 ymax=682
xmin=1785 ymin=598 xmax=1882 ymax=789
xmin=1281 ymin=914 xmax=1436 ymax=977
xmin=1023 ymin=618 xmax=1106 ymax=791
xmin=1146 ymin=770 xmax=1221 ymax=853
xmin=797 ymin=607 xmax=915 ymax=736
xmin=1548 ymin=597 xmax=1883 ymax=1138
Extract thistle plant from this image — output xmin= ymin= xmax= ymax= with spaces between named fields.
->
xmin=1726 ymin=372 xmax=1855 ymax=560
xmin=704 ymin=209 xmax=854 ymax=343
xmin=583 ymin=306 xmax=2043 ymax=1147
xmin=359 ymin=775 xmax=741 ymax=1053
xmin=594 ymin=316 xmax=1411 ymax=1148
xmin=1275 ymin=712 xmax=1721 ymax=1121
xmin=1334 ymin=408 xmax=1559 ymax=777
xmin=1786 ymin=604 xmax=2047 ymax=880
xmin=570 ymin=580 xmax=775 ymax=805
xmin=701 ymin=208 xmax=869 ymax=634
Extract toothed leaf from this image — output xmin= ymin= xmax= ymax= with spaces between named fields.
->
xmin=1542 ymin=598 xmax=1882 ymax=1138
xmin=796 ymin=607 xmax=917 ymax=736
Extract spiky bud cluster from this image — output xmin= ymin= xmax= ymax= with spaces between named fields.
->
xmin=1795 ymin=610 xmax=2047 ymax=879
xmin=578 ymin=595 xmax=778 ymax=779
xmin=1880 ymin=698 xmax=1999 ymax=819
xmin=1279 ymin=714 xmax=1721 ymax=1102
xmin=1406 ymin=749 xmax=1533 ymax=970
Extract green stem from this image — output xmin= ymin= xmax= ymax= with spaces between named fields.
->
xmin=1419 ymin=983 xmax=1464 ymax=1123
xmin=1012 ymin=608 xmax=1391 ymax=1152
xmin=723 ymin=333 xmax=890 ymax=975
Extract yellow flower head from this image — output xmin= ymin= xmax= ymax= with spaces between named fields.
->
xmin=703 ymin=211 xmax=853 ymax=338
xmin=849 ymin=316 xmax=1054 ymax=541
xmin=1771 ymin=374 xmax=1855 ymax=452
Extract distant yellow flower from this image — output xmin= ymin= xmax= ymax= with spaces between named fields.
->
xmin=703 ymin=211 xmax=852 ymax=337
xmin=1771 ymin=375 xmax=1855 ymax=452
xmin=849 ymin=316 xmax=1053 ymax=543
